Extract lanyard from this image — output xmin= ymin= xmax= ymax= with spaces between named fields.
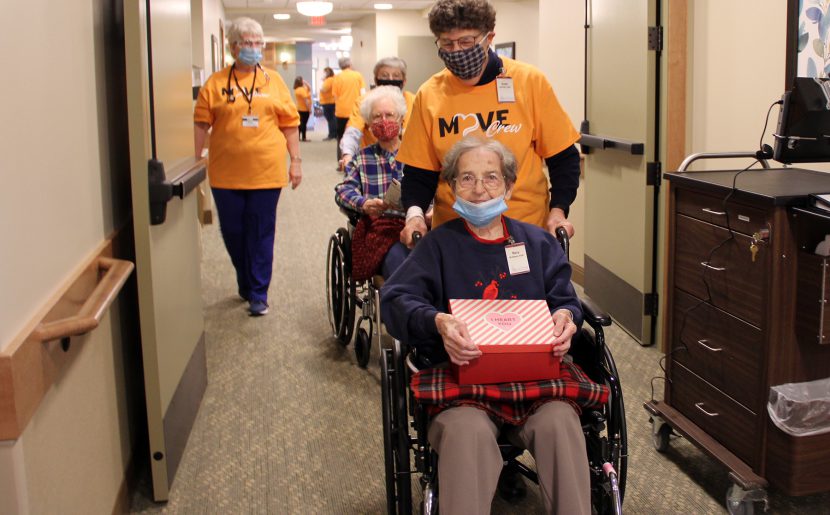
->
xmin=232 ymin=64 xmax=257 ymax=114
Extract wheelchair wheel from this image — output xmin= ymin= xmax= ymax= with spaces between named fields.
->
xmin=325 ymin=228 xmax=355 ymax=345
xmin=381 ymin=343 xmax=413 ymax=514
xmin=355 ymin=327 xmax=371 ymax=368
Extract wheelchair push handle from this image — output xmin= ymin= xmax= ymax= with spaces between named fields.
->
xmin=555 ymin=226 xmax=570 ymax=260
xmin=412 ymin=231 xmax=422 ymax=245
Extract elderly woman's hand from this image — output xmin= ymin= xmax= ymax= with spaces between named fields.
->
xmin=550 ymin=309 xmax=577 ymax=357
xmin=435 ymin=313 xmax=482 ymax=366
xmin=362 ymin=198 xmax=388 ymax=217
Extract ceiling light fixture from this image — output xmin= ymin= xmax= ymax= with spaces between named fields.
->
xmin=273 ymin=13 xmax=291 ymax=20
xmin=296 ymin=1 xmax=333 ymax=17
xmin=374 ymin=3 xmax=393 ymax=9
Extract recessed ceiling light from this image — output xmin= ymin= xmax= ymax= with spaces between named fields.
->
xmin=273 ymin=13 xmax=290 ymax=20
xmin=374 ymin=3 xmax=393 ymax=10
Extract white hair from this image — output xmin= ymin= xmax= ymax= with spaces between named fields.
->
xmin=359 ymin=86 xmax=407 ymax=124
xmin=227 ymin=17 xmax=264 ymax=46
xmin=441 ymin=136 xmax=518 ymax=185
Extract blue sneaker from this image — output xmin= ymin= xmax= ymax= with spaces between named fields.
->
xmin=249 ymin=300 xmax=269 ymax=316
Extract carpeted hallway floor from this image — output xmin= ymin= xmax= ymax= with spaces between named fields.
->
xmin=129 ymin=119 xmax=830 ymax=514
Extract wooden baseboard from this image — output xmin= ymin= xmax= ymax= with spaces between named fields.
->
xmin=571 ymin=261 xmax=585 ymax=287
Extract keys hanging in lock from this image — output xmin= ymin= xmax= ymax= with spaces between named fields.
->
xmin=750 ymin=241 xmax=759 ymax=263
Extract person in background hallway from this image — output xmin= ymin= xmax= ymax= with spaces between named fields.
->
xmin=332 ymin=57 xmax=366 ymax=164
xmin=334 ymin=86 xmax=410 ymax=280
xmin=193 ymin=17 xmax=302 ymax=317
xmin=398 ymin=0 xmax=582 ymax=252
xmin=338 ymin=56 xmax=416 ymax=170
xmin=320 ymin=67 xmax=337 ymax=140
xmin=294 ymin=76 xmax=312 ymax=141
xmin=381 ymin=136 xmax=601 ymax=515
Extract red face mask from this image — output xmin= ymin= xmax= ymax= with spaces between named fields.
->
xmin=370 ymin=119 xmax=401 ymax=141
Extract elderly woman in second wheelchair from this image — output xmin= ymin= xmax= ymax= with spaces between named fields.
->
xmin=381 ymin=136 xmax=609 ymax=514
xmin=334 ymin=85 xmax=410 ymax=281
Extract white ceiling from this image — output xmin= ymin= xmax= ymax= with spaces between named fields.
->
xmin=223 ymin=1 xmax=435 ymax=43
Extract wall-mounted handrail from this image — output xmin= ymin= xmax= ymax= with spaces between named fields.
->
xmin=30 ymin=257 xmax=134 ymax=343
xmin=1 ymin=239 xmax=134 ymax=441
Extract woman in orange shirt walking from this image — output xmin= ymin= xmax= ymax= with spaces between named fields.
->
xmin=294 ymin=76 xmax=312 ymax=142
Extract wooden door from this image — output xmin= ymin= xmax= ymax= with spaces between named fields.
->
xmin=123 ymin=0 xmax=207 ymax=501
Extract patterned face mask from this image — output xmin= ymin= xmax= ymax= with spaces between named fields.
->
xmin=370 ymin=119 xmax=401 ymax=141
xmin=438 ymin=40 xmax=488 ymax=80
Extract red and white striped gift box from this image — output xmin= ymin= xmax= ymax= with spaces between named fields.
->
xmin=448 ymin=299 xmax=560 ymax=384
xmin=448 ymin=299 xmax=556 ymax=351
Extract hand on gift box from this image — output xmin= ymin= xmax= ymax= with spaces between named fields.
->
xmin=550 ymin=309 xmax=576 ymax=357
xmin=436 ymin=313 xmax=482 ymax=366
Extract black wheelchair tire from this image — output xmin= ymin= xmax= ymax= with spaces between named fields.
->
xmin=326 ymin=228 xmax=355 ymax=345
xmin=381 ymin=348 xmax=398 ymax=514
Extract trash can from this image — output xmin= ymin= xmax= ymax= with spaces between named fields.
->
xmin=767 ymin=377 xmax=830 ymax=437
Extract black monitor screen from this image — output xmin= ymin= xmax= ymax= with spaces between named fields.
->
xmin=773 ymin=77 xmax=830 ymax=164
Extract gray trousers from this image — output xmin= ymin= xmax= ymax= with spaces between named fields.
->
xmin=427 ymin=401 xmax=590 ymax=515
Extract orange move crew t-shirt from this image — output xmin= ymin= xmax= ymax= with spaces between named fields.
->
xmin=346 ymin=89 xmax=416 ymax=149
xmin=396 ymin=57 xmax=580 ymax=228
xmin=333 ymin=69 xmax=366 ymax=118
xmin=194 ymin=65 xmax=300 ymax=190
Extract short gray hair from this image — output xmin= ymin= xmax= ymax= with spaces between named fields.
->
xmin=227 ymin=17 xmax=264 ymax=46
xmin=338 ymin=57 xmax=352 ymax=69
xmin=373 ymin=57 xmax=407 ymax=79
xmin=441 ymin=136 xmax=518 ymax=185
xmin=359 ymin=86 xmax=407 ymax=124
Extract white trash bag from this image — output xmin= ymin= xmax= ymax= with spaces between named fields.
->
xmin=768 ymin=377 xmax=830 ymax=437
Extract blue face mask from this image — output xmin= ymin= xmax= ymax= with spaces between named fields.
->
xmin=237 ymin=47 xmax=262 ymax=66
xmin=452 ymin=195 xmax=508 ymax=227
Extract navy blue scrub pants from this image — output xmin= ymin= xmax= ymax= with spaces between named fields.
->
xmin=212 ymin=187 xmax=282 ymax=303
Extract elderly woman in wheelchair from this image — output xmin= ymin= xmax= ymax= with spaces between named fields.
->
xmin=381 ymin=136 xmax=618 ymax=514
xmin=327 ymin=86 xmax=410 ymax=366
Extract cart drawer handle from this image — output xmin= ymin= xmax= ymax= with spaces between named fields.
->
xmin=694 ymin=402 xmax=719 ymax=417
xmin=700 ymin=261 xmax=726 ymax=271
xmin=702 ymin=208 xmax=726 ymax=216
xmin=696 ymin=339 xmax=723 ymax=352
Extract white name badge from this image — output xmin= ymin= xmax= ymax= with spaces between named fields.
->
xmin=496 ymin=77 xmax=516 ymax=103
xmin=242 ymin=115 xmax=259 ymax=128
xmin=505 ymin=242 xmax=530 ymax=275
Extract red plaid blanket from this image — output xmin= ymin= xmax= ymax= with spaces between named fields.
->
xmin=410 ymin=360 xmax=609 ymax=425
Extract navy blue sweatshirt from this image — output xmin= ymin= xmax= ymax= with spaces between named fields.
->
xmin=380 ymin=217 xmax=582 ymax=366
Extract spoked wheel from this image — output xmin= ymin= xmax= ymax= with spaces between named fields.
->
xmin=355 ymin=326 xmax=371 ymax=368
xmin=381 ymin=346 xmax=412 ymax=514
xmin=325 ymin=229 xmax=355 ymax=345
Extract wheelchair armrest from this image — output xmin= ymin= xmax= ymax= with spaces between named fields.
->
xmin=581 ymin=295 xmax=612 ymax=328
xmin=338 ymin=206 xmax=362 ymax=227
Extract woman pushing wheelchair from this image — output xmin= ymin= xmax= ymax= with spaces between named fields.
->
xmin=381 ymin=136 xmax=608 ymax=514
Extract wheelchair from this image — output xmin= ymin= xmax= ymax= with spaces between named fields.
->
xmin=325 ymin=208 xmax=394 ymax=368
xmin=380 ymin=230 xmax=628 ymax=514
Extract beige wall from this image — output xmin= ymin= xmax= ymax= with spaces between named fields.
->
xmin=350 ymin=14 xmax=377 ymax=85
xmin=536 ymin=1 xmax=586 ymax=267
xmin=375 ymin=10 xmax=435 ymax=59
xmin=492 ymin=0 xmax=540 ymax=68
xmin=687 ymin=0 xmax=787 ymax=170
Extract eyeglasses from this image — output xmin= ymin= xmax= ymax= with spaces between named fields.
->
xmin=435 ymin=31 xmax=488 ymax=52
xmin=454 ymin=172 xmax=505 ymax=191
xmin=237 ymin=39 xmax=265 ymax=48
